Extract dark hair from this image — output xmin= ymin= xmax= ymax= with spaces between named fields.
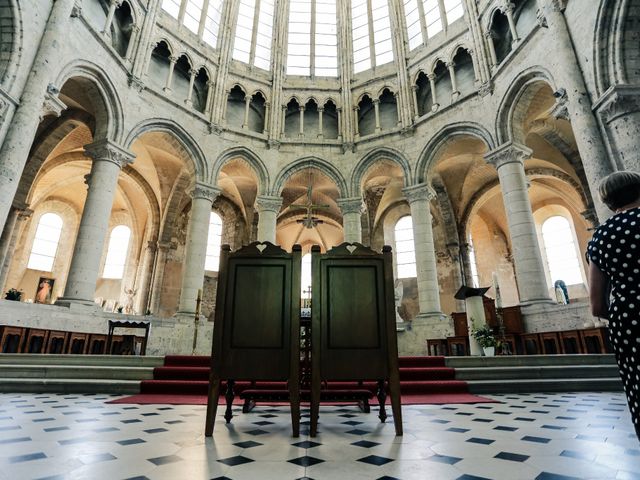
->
xmin=598 ymin=171 xmax=640 ymax=211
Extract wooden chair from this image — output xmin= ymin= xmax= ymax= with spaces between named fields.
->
xmin=497 ymin=334 xmax=518 ymax=355
xmin=87 ymin=334 xmax=107 ymax=354
xmin=520 ymin=333 xmax=541 ymax=355
xmin=45 ymin=330 xmax=69 ymax=354
xmin=559 ymin=330 xmax=583 ymax=354
xmin=23 ymin=329 xmax=49 ymax=353
xmin=205 ymin=242 xmax=302 ymax=437
xmin=66 ymin=332 xmax=89 ymax=354
xmin=106 ymin=320 xmax=150 ymax=355
xmin=447 ymin=336 xmax=469 ymax=356
xmin=426 ymin=338 xmax=448 ymax=356
xmin=579 ymin=327 xmax=611 ymax=353
xmin=0 ymin=326 xmax=26 ymax=353
xmin=310 ymin=243 xmax=402 ymax=437
xmin=539 ymin=332 xmax=562 ymax=354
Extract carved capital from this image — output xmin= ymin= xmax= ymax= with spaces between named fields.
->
xmin=580 ymin=207 xmax=599 ymax=229
xmin=595 ymin=85 xmax=640 ymax=124
xmin=84 ymin=139 xmax=136 ymax=169
xmin=157 ymin=241 xmax=172 ymax=252
xmin=551 ymin=95 xmax=570 ymax=121
xmin=483 ymin=29 xmax=497 ymax=40
xmin=500 ymin=2 xmax=515 ymax=14
xmin=168 ymin=55 xmax=179 ymax=64
xmin=128 ymin=74 xmax=145 ymax=92
xmin=478 ymin=81 xmax=493 ymax=97
xmin=208 ymin=123 xmax=224 ymax=135
xmin=191 ymin=182 xmax=220 ymax=203
xmin=402 ymin=183 xmax=436 ymax=204
xmin=337 ymin=197 xmax=364 ymax=215
xmin=536 ymin=8 xmax=548 ymax=28
xmin=41 ymin=83 xmax=67 ymax=120
xmin=267 ymin=138 xmax=281 ymax=150
xmin=341 ymin=141 xmax=355 ymax=154
xmin=71 ymin=2 xmax=83 ymax=17
xmin=446 ymin=61 xmax=456 ymax=69
xmin=255 ymin=195 xmax=283 ymax=213
xmin=146 ymin=241 xmax=158 ymax=252
xmin=484 ymin=142 xmax=532 ymax=170
xmin=16 ymin=207 xmax=34 ymax=221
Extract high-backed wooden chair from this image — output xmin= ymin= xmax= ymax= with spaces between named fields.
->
xmin=310 ymin=243 xmax=402 ymax=437
xmin=87 ymin=334 xmax=107 ymax=354
xmin=45 ymin=330 xmax=69 ymax=354
xmin=23 ymin=329 xmax=49 ymax=353
xmin=0 ymin=326 xmax=26 ymax=353
xmin=205 ymin=242 xmax=302 ymax=437
xmin=66 ymin=332 xmax=89 ymax=354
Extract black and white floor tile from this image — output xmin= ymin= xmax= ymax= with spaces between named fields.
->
xmin=0 ymin=392 xmax=638 ymax=480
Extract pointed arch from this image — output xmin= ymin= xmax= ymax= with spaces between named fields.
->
xmin=210 ymin=146 xmax=269 ymax=194
xmin=351 ymin=147 xmax=412 ymax=195
xmin=272 ymin=156 xmax=348 ymax=196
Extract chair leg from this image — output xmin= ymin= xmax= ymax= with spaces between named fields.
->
xmin=289 ymin=383 xmax=300 ymax=438
xmin=376 ymin=380 xmax=387 ymax=423
xmin=310 ymin=379 xmax=320 ymax=437
xmin=224 ymin=380 xmax=235 ymax=424
xmin=204 ymin=378 xmax=221 ymax=437
xmin=388 ymin=377 xmax=403 ymax=436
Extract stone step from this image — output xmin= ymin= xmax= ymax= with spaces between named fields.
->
xmin=445 ymin=354 xmax=616 ymax=368
xmin=467 ymin=377 xmax=623 ymax=394
xmin=0 ymin=378 xmax=141 ymax=394
xmin=0 ymin=354 xmax=164 ymax=367
xmin=0 ymin=364 xmax=155 ymax=380
xmin=455 ymin=365 xmax=620 ymax=381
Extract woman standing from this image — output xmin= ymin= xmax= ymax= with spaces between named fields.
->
xmin=587 ymin=171 xmax=640 ymax=441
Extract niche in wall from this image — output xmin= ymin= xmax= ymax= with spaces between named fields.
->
xmin=433 ymin=60 xmax=451 ymax=107
xmin=111 ymin=1 xmax=134 ymax=58
xmin=452 ymin=48 xmax=475 ymax=97
xmin=322 ymin=100 xmax=339 ymax=139
xmin=303 ymin=99 xmax=319 ymax=138
xmin=148 ymin=41 xmax=172 ymax=90
xmin=226 ymin=85 xmax=246 ymax=128
xmin=284 ymin=98 xmax=301 ymax=137
xmin=490 ymin=10 xmax=513 ymax=65
xmin=248 ymin=92 xmax=266 ymax=133
xmin=357 ymin=95 xmax=375 ymax=136
xmin=415 ymin=71 xmax=432 ymax=116
xmin=192 ymin=68 xmax=209 ymax=113
xmin=379 ymin=88 xmax=398 ymax=130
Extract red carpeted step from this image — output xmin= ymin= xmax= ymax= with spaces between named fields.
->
xmin=153 ymin=366 xmax=210 ymax=380
xmin=399 ymin=380 xmax=469 ymax=394
xmin=398 ymin=356 xmax=446 ymax=367
xmin=399 ymin=367 xmax=455 ymax=381
xmin=141 ymin=380 xmax=210 ymax=395
xmin=163 ymin=355 xmax=210 ymax=367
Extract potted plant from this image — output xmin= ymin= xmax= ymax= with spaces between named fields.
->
xmin=4 ymin=288 xmax=22 ymax=301
xmin=471 ymin=324 xmax=498 ymax=356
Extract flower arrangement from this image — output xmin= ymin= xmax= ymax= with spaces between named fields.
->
xmin=471 ymin=323 xmax=498 ymax=348
xmin=4 ymin=288 xmax=22 ymax=301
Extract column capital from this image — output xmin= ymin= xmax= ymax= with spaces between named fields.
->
xmin=402 ymin=183 xmax=436 ymax=204
xmin=500 ymin=2 xmax=515 ymax=14
xmin=157 ymin=241 xmax=172 ymax=251
xmin=427 ymin=72 xmax=436 ymax=81
xmin=191 ymin=182 xmax=221 ymax=202
xmin=145 ymin=240 xmax=158 ymax=252
xmin=446 ymin=61 xmax=456 ymax=69
xmin=255 ymin=194 xmax=283 ymax=213
xmin=337 ymin=197 xmax=364 ymax=215
xmin=168 ymin=55 xmax=179 ymax=64
xmin=188 ymin=69 xmax=197 ymax=78
xmin=594 ymin=84 xmax=640 ymax=124
xmin=41 ymin=83 xmax=67 ymax=120
xmin=84 ymin=139 xmax=136 ymax=169
xmin=484 ymin=29 xmax=497 ymax=39
xmin=484 ymin=142 xmax=532 ymax=170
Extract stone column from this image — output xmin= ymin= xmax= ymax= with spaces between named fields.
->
xmin=373 ymin=99 xmax=381 ymax=132
xmin=485 ymin=143 xmax=552 ymax=305
xmin=177 ymin=182 xmax=220 ymax=315
xmin=502 ymin=2 xmax=520 ymax=44
xmin=337 ymin=197 xmax=364 ymax=244
xmin=185 ymin=69 xmax=197 ymax=107
xmin=102 ymin=0 xmax=122 ymax=35
xmin=281 ymin=105 xmax=287 ymax=136
xmin=402 ymin=184 xmax=442 ymax=316
xmin=0 ymin=0 xmax=76 ymax=232
xmin=135 ymin=241 xmax=156 ymax=314
xmin=447 ymin=62 xmax=460 ymax=100
xmin=394 ymin=92 xmax=402 ymax=126
xmin=0 ymin=206 xmax=32 ymax=291
xmin=242 ymin=95 xmax=251 ymax=129
xmin=317 ymin=107 xmax=324 ymax=139
xmin=125 ymin=24 xmax=141 ymax=62
xmin=353 ymin=107 xmax=360 ymax=138
xmin=428 ymin=73 xmax=439 ymax=111
xmin=459 ymin=242 xmax=475 ymax=287
xmin=484 ymin=30 xmax=498 ymax=69
xmin=164 ymin=56 xmax=178 ymax=93
xmin=57 ymin=140 xmax=135 ymax=307
xmin=298 ymin=105 xmax=305 ymax=137
xmin=263 ymin=102 xmax=270 ymax=135
xmin=205 ymin=80 xmax=215 ymax=112
xmin=412 ymin=85 xmax=420 ymax=120
xmin=256 ymin=195 xmax=283 ymax=244
xmin=149 ymin=242 xmax=170 ymax=314
xmin=595 ymin=85 xmax=640 ymax=174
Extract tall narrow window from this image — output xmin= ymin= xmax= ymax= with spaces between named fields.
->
xmin=161 ymin=0 xmax=223 ymax=48
xmin=203 ymin=1 xmax=224 ymax=47
xmin=301 ymin=252 xmax=312 ymax=301
xmin=423 ymin=0 xmax=443 ymax=37
xmin=162 ymin=0 xmax=181 ymax=18
xmin=395 ymin=216 xmax=417 ymax=278
xmin=352 ymin=0 xmax=394 ymax=73
xmin=404 ymin=0 xmax=422 ymax=50
xmin=103 ymin=225 xmax=131 ymax=279
xmin=233 ymin=0 xmax=275 ymax=70
xmin=287 ymin=0 xmax=312 ymax=75
xmin=205 ymin=212 xmax=223 ymax=271
xmin=541 ymin=216 xmax=583 ymax=285
xmin=468 ymin=237 xmax=480 ymax=288
xmin=183 ymin=0 xmax=204 ymax=33
xmin=27 ymin=213 xmax=63 ymax=272
xmin=443 ymin=0 xmax=464 ymax=24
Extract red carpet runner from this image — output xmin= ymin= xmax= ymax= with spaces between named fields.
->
xmin=110 ymin=355 xmax=495 ymax=405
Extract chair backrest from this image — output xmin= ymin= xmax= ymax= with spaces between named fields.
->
xmin=211 ymin=241 xmax=301 ymax=381
xmin=311 ymin=243 xmax=399 ymax=381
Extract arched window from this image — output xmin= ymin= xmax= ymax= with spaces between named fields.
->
xmin=232 ymin=0 xmax=275 ymax=70
xmin=541 ymin=216 xmax=583 ymax=285
xmin=301 ymin=252 xmax=312 ymax=300
xmin=103 ymin=225 xmax=131 ymax=279
xmin=205 ymin=212 xmax=223 ymax=271
xmin=27 ymin=213 xmax=63 ymax=272
xmin=395 ymin=216 xmax=416 ymax=278
xmin=468 ymin=237 xmax=480 ymax=288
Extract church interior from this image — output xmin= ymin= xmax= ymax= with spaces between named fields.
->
xmin=0 ymin=0 xmax=639 ymax=478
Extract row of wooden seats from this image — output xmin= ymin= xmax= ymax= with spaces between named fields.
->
xmin=0 ymin=326 xmax=144 ymax=355
xmin=427 ymin=327 xmax=612 ymax=356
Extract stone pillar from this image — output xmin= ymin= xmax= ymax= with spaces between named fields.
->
xmin=185 ymin=69 xmax=197 ymax=107
xmin=149 ymin=242 xmax=170 ymax=314
xmin=485 ymin=143 xmax=552 ymax=305
xmin=0 ymin=0 xmax=76 ymax=233
xmin=447 ymin=62 xmax=460 ymax=100
xmin=402 ymin=184 xmax=442 ymax=316
xmin=394 ymin=92 xmax=402 ymax=126
xmin=205 ymin=81 xmax=215 ymax=113
xmin=459 ymin=242 xmax=475 ymax=287
xmin=0 ymin=206 xmax=32 ymax=291
xmin=412 ymin=85 xmax=420 ymax=120
xmin=281 ymin=105 xmax=287 ymax=136
xmin=177 ymin=183 xmax=220 ymax=315
xmin=595 ymin=85 xmax=640 ymax=174
xmin=57 ymin=140 xmax=135 ymax=307
xmin=242 ymin=95 xmax=251 ymax=129
xmin=337 ymin=197 xmax=364 ymax=244
xmin=428 ymin=73 xmax=439 ymax=111
xmin=125 ymin=24 xmax=140 ymax=62
xmin=164 ymin=56 xmax=178 ymax=93
xmin=484 ymin=30 xmax=498 ymax=69
xmin=263 ymin=102 xmax=270 ymax=135
xmin=256 ymin=195 xmax=283 ymax=244
xmin=502 ymin=2 xmax=519 ymax=44
xmin=298 ymin=105 xmax=305 ymax=137
xmin=135 ymin=241 xmax=156 ymax=314
xmin=373 ymin=99 xmax=381 ymax=132
xmin=317 ymin=107 xmax=324 ymax=139
xmin=102 ymin=0 xmax=122 ymax=35
xmin=353 ymin=107 xmax=360 ymax=138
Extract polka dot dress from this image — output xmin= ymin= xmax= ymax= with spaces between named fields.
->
xmin=587 ymin=207 xmax=640 ymax=437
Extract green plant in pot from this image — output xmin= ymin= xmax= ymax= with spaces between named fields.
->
xmin=471 ymin=323 xmax=498 ymax=356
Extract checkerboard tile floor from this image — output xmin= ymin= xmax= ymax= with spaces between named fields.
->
xmin=0 ymin=392 xmax=638 ymax=480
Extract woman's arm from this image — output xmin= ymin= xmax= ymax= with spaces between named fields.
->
xmin=588 ymin=261 xmax=609 ymax=319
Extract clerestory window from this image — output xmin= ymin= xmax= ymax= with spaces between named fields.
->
xmin=232 ymin=0 xmax=276 ymax=70
xmin=27 ymin=213 xmax=63 ymax=272
xmin=352 ymin=0 xmax=394 ymax=73
xmin=161 ymin=0 xmax=224 ymax=48
xmin=403 ymin=0 xmax=465 ymax=50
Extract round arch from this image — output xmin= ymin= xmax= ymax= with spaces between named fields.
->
xmin=210 ymin=146 xmax=269 ymax=194
xmin=271 ymin=156 xmax=348 ymax=197
xmin=0 ymin=0 xmax=22 ymax=90
xmin=351 ymin=147 xmax=412 ymax=195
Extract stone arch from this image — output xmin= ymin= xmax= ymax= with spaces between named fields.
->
xmin=158 ymin=171 xmax=191 ymax=244
xmin=428 ymin=57 xmax=447 ymax=74
xmin=210 ymin=146 xmax=269 ymax=194
xmin=124 ymin=118 xmax=208 ymax=180
xmin=351 ymin=147 xmax=412 ymax=195
xmin=55 ymin=60 xmax=125 ymax=142
xmin=121 ymin=165 xmax=162 ymax=241
xmin=272 ymin=156 xmax=348 ymax=197
xmin=376 ymin=85 xmax=395 ymax=98
xmin=494 ymin=67 xmax=557 ymax=144
xmin=415 ymin=122 xmax=495 ymax=182
xmin=0 ymin=0 xmax=21 ymax=89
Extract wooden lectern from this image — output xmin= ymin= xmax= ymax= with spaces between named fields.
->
xmin=205 ymin=242 xmax=302 ymax=437
xmin=309 ymin=243 xmax=403 ymax=437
